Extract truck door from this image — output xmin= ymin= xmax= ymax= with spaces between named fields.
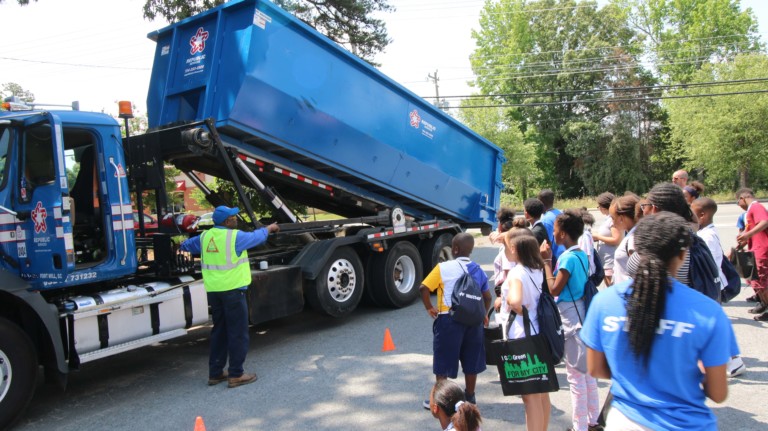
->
xmin=16 ymin=113 xmax=74 ymax=287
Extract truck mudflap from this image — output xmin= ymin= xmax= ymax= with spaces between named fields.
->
xmin=63 ymin=276 xmax=208 ymax=364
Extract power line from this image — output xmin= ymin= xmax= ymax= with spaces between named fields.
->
xmin=0 ymin=56 xmax=149 ymax=71
xmin=423 ymin=77 xmax=768 ymax=99
xmin=453 ymin=89 xmax=768 ymax=108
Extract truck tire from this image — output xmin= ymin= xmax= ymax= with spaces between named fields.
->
xmin=369 ymin=241 xmax=423 ymax=308
xmin=0 ymin=317 xmax=38 ymax=430
xmin=419 ymin=232 xmax=454 ymax=274
xmin=306 ymin=247 xmax=364 ymax=318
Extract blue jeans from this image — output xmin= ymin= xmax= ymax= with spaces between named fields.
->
xmin=207 ymin=289 xmax=249 ymax=378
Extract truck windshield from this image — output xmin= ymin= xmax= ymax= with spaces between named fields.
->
xmin=0 ymin=125 xmax=10 ymax=189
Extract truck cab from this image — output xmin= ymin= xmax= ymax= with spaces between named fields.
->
xmin=0 ymin=108 xmax=137 ymax=290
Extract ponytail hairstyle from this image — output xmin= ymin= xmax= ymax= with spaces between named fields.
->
xmin=626 ymin=213 xmax=692 ymax=365
xmin=496 ymin=207 xmax=516 ymax=233
xmin=609 ymin=195 xmax=640 ymax=225
xmin=432 ymin=380 xmax=482 ymax=431
xmin=646 ymin=182 xmax=693 ymax=222
xmin=507 ymin=232 xmax=545 ymax=270
xmin=554 ymin=209 xmax=584 ymax=243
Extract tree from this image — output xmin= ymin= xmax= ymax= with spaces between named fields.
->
xmin=665 ymin=54 xmax=768 ymax=190
xmin=1 ymin=82 xmax=35 ymax=103
xmin=141 ymin=0 xmax=393 ymax=63
xmin=458 ymin=97 xmax=538 ymax=202
xmin=470 ymin=0 xmax=657 ymax=197
xmin=613 ymin=0 xmax=762 ymax=83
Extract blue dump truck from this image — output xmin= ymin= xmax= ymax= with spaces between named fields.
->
xmin=0 ymin=0 xmax=503 ymax=426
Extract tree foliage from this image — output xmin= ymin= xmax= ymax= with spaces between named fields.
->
xmin=471 ymin=0 xmax=660 ymax=197
xmin=141 ymin=0 xmax=393 ymax=63
xmin=1 ymin=82 xmax=35 ymax=103
xmin=458 ymin=98 xmax=538 ymax=201
xmin=613 ymin=0 xmax=762 ymax=83
xmin=666 ymin=54 xmax=768 ymax=190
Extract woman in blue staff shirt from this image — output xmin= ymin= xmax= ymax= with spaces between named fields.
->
xmin=581 ymin=213 xmax=733 ymax=430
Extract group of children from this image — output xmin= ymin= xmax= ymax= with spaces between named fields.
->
xmin=419 ymin=182 xmax=750 ymax=431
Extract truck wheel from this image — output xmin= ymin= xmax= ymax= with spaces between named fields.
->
xmin=306 ymin=247 xmax=364 ymax=318
xmin=369 ymin=241 xmax=423 ymax=308
xmin=419 ymin=232 xmax=454 ymax=275
xmin=0 ymin=317 xmax=38 ymax=430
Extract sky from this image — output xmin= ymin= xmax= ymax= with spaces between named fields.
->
xmin=2 ymin=0 xmax=768 ymax=117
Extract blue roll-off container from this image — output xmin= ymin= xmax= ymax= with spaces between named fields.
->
xmin=146 ymin=0 xmax=504 ymax=228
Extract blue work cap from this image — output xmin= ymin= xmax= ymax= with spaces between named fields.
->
xmin=212 ymin=206 xmax=240 ymax=225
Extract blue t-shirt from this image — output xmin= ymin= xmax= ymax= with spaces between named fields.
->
xmin=554 ymin=247 xmax=588 ymax=303
xmin=540 ymin=208 xmax=566 ymax=261
xmin=581 ymin=278 xmax=735 ymax=431
xmin=736 ymin=212 xmax=746 ymax=230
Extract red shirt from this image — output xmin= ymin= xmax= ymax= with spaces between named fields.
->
xmin=746 ymin=201 xmax=768 ymax=258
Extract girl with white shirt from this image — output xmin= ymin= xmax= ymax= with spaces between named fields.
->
xmin=502 ymin=230 xmax=550 ymax=431
xmin=610 ymin=195 xmax=641 ymax=285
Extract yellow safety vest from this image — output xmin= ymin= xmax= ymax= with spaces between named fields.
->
xmin=200 ymin=228 xmax=251 ymax=292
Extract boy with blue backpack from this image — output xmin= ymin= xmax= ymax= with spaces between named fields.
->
xmin=420 ymin=233 xmax=492 ymax=409
xmin=692 ymin=197 xmax=747 ymax=378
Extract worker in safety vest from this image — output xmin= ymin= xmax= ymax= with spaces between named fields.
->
xmin=181 ymin=206 xmax=279 ymax=388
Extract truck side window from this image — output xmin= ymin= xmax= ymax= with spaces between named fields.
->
xmin=24 ymin=125 xmax=56 ymax=187
xmin=0 ymin=126 xmax=9 ymax=189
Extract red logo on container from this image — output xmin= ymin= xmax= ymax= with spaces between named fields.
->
xmin=190 ymin=27 xmax=209 ymax=55
xmin=409 ymin=110 xmax=421 ymax=128
xmin=31 ymin=201 xmax=47 ymax=233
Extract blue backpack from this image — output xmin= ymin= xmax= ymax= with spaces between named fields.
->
xmin=720 ymin=255 xmax=741 ymax=303
xmin=450 ymin=262 xmax=486 ymax=326
xmin=688 ymin=234 xmax=723 ymax=302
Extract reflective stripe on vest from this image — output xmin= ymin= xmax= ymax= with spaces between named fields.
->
xmin=200 ymin=228 xmax=251 ymax=292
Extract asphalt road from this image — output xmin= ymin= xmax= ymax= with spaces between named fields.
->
xmin=12 ymin=204 xmax=768 ymax=430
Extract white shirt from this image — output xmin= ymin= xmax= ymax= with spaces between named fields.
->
xmin=613 ymin=227 xmax=636 ymax=284
xmin=578 ymin=229 xmax=596 ymax=275
xmin=697 ymin=224 xmax=727 ymax=290
xmin=502 ymin=265 xmax=543 ymax=339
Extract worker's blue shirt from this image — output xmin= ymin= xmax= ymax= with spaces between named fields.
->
xmin=180 ymin=226 xmax=269 ymax=256
xmin=540 ymin=208 xmax=566 ymax=261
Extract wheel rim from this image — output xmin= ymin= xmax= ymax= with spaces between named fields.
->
xmin=325 ymin=258 xmax=357 ymax=303
xmin=393 ymin=255 xmax=417 ymax=294
xmin=0 ymin=348 xmax=11 ymax=403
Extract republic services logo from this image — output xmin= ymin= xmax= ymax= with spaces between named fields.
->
xmin=409 ymin=110 xmax=421 ymax=128
xmin=190 ymin=27 xmax=209 ymax=55
xmin=31 ymin=201 xmax=47 ymax=233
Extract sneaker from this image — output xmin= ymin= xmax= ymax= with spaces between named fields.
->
xmin=464 ymin=390 xmax=476 ymax=405
xmin=227 ymin=372 xmax=258 ymax=388
xmin=748 ymin=302 xmax=767 ymax=314
xmin=727 ymin=357 xmax=746 ymax=377
xmin=422 ymin=399 xmax=431 ymax=410
xmin=207 ymin=371 xmax=228 ymax=386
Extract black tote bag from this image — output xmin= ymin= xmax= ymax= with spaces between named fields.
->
xmin=730 ymin=247 xmax=758 ymax=280
xmin=490 ymin=307 xmax=560 ymax=396
xmin=484 ymin=308 xmax=503 ymax=366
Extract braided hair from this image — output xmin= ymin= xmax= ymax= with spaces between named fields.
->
xmin=647 ymin=183 xmax=693 ymax=222
xmin=626 ymin=213 xmax=692 ymax=364
xmin=432 ymin=380 xmax=482 ymax=431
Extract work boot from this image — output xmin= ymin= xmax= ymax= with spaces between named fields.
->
xmin=228 ymin=372 xmax=258 ymax=388
xmin=207 ymin=371 xmax=228 ymax=386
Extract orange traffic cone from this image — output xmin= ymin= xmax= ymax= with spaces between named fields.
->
xmin=382 ymin=327 xmax=396 ymax=352
xmin=194 ymin=416 xmax=206 ymax=431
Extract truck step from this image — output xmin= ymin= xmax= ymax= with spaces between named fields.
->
xmin=77 ymin=329 xmax=187 ymax=364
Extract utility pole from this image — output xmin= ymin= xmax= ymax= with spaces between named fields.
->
xmin=427 ymin=70 xmax=440 ymax=106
